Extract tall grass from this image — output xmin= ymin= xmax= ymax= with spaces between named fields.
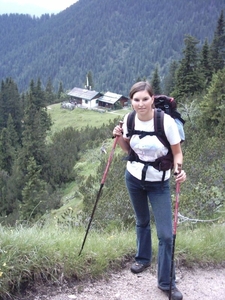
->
xmin=0 ymin=223 xmax=135 ymax=299
xmin=176 ymin=223 xmax=225 ymax=265
xmin=0 ymin=222 xmax=224 ymax=299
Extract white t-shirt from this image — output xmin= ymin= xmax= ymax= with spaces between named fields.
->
xmin=123 ymin=112 xmax=181 ymax=181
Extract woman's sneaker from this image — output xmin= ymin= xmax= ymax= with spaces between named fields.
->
xmin=161 ymin=287 xmax=183 ymax=300
xmin=130 ymin=262 xmax=150 ymax=274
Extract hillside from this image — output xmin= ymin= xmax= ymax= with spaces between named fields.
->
xmin=0 ymin=0 xmax=224 ymax=95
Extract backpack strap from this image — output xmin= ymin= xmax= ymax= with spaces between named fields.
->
xmin=154 ymin=108 xmax=170 ymax=149
xmin=153 ymin=108 xmax=171 ymax=183
xmin=126 ymin=110 xmax=136 ymax=138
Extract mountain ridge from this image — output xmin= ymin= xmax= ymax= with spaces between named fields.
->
xmin=0 ymin=0 xmax=224 ymax=95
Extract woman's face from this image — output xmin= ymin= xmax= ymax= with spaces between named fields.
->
xmin=131 ymin=89 xmax=154 ymax=120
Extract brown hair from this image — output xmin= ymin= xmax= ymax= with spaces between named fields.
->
xmin=129 ymin=81 xmax=154 ymax=99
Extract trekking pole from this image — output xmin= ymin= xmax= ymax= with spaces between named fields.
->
xmin=78 ymin=121 xmax=123 ymax=256
xmin=169 ymin=180 xmax=180 ymax=300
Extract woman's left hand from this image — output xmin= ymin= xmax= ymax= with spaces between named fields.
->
xmin=174 ymin=170 xmax=186 ymax=183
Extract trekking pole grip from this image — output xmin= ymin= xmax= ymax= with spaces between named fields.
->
xmin=119 ymin=120 xmax=123 ymax=127
xmin=112 ymin=121 xmax=123 ymax=139
xmin=101 ymin=121 xmax=123 ymax=184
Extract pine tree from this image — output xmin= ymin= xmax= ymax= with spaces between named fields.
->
xmin=46 ymin=127 xmax=79 ymax=186
xmin=0 ymin=168 xmax=20 ymax=222
xmin=173 ymin=35 xmax=203 ymax=100
xmin=163 ymin=60 xmax=178 ymax=95
xmin=0 ymin=78 xmax=22 ymax=137
xmin=0 ymin=128 xmax=15 ymax=175
xmin=198 ymin=39 xmax=213 ymax=88
xmin=45 ymin=77 xmax=55 ymax=104
xmin=21 ymin=156 xmax=48 ymax=220
xmin=20 ymin=80 xmax=51 ymax=168
xmin=13 ymin=79 xmax=52 ymax=219
xmin=151 ymin=66 xmax=161 ymax=94
xmin=0 ymin=81 xmax=4 ymax=130
xmin=198 ymin=68 xmax=225 ymax=137
xmin=210 ymin=10 xmax=225 ymax=72
xmin=7 ymin=114 xmax=19 ymax=149
xmin=32 ymin=78 xmax=46 ymax=108
xmin=0 ymin=115 xmax=18 ymax=175
xmin=57 ymin=81 xmax=64 ymax=99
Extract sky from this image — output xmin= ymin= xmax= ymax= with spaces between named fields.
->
xmin=0 ymin=0 xmax=79 ymax=16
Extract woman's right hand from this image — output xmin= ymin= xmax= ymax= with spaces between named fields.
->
xmin=113 ymin=125 xmax=123 ymax=137
xmin=112 ymin=123 xmax=130 ymax=153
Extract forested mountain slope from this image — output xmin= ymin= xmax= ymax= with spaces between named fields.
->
xmin=0 ymin=0 xmax=224 ymax=94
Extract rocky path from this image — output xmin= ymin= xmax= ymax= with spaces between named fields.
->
xmin=24 ymin=264 xmax=225 ymax=300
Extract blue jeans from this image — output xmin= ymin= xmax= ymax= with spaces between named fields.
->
xmin=125 ymin=170 xmax=175 ymax=290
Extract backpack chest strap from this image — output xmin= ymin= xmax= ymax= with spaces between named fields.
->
xmin=131 ymin=130 xmax=158 ymax=139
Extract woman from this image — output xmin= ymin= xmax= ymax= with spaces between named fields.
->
xmin=113 ymin=81 xmax=186 ymax=300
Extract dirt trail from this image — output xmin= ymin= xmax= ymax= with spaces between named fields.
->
xmin=24 ymin=264 xmax=225 ymax=300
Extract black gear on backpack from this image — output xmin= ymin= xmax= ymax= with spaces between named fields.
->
xmin=125 ymin=95 xmax=185 ymax=182
xmin=154 ymin=95 xmax=185 ymax=126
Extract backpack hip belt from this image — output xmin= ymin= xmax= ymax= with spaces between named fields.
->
xmin=128 ymin=151 xmax=173 ymax=182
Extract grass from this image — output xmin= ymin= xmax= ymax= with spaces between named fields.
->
xmin=0 ymin=222 xmax=224 ymax=299
xmin=0 ymin=223 xmax=135 ymax=298
xmin=176 ymin=223 xmax=225 ymax=265
xmin=47 ymin=104 xmax=128 ymax=136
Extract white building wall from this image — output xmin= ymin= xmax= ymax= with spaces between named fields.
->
xmin=81 ymin=98 xmax=98 ymax=108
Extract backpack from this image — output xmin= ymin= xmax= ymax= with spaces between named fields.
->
xmin=154 ymin=95 xmax=185 ymax=142
xmin=125 ymin=95 xmax=185 ymax=182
